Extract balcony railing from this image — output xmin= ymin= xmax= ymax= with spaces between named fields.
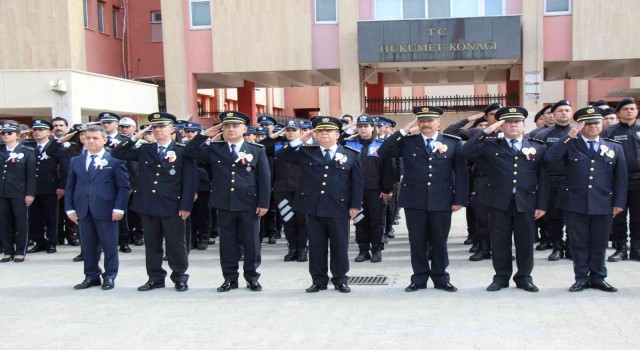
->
xmin=365 ymin=93 xmax=519 ymax=114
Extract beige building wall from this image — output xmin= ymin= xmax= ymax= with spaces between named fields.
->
xmin=211 ymin=0 xmax=312 ymax=72
xmin=338 ymin=0 xmax=362 ymax=116
xmin=161 ymin=0 xmax=190 ymax=117
xmin=521 ymin=0 xmax=544 ymax=130
xmin=0 ymin=0 xmax=86 ymax=70
xmin=273 ymin=88 xmax=285 ymax=110
xmin=572 ymin=0 xmax=640 ymax=61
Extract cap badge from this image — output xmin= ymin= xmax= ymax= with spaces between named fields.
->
xmin=587 ymin=108 xmax=595 ymax=114
xmin=422 ymin=107 xmax=429 ymax=112
xmin=153 ymin=114 xmax=160 ymax=119
xmin=322 ymin=118 xmax=329 ymax=122
xmin=509 ymin=108 xmax=517 ymax=113
xmin=227 ymin=112 xmax=234 ymax=117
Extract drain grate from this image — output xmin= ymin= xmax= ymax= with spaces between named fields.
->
xmin=347 ymin=276 xmax=389 ymax=285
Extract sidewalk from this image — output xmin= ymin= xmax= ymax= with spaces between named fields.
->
xmin=2 ymin=209 xmax=639 ymax=349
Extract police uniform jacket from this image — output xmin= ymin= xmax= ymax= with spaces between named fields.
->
xmin=275 ymin=143 xmax=363 ymax=218
xmin=344 ymin=137 xmax=394 ymax=193
xmin=601 ymin=122 xmax=640 ymax=175
xmin=535 ymin=124 xmax=572 ymax=176
xmin=377 ymin=131 xmax=468 ymax=211
xmin=190 ymin=134 xmax=271 ymax=211
xmin=33 ymin=139 xmax=69 ymax=195
xmin=111 ymin=139 xmax=197 ymax=216
xmin=0 ymin=143 xmax=36 ymax=198
xmin=262 ymin=137 xmax=302 ymax=193
xmin=544 ymin=135 xmax=628 ymax=215
xmin=459 ymin=132 xmax=549 ymax=213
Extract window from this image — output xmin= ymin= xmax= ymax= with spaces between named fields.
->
xmin=97 ymin=3 xmax=104 ymax=33
xmin=374 ymin=0 xmax=504 ymax=20
xmin=83 ymin=0 xmax=89 ymax=28
xmin=315 ymin=0 xmax=337 ymax=23
xmin=112 ymin=9 xmax=118 ymax=37
xmin=150 ymin=11 xmax=163 ymax=42
xmin=150 ymin=10 xmax=162 ymax=23
xmin=190 ymin=0 xmax=211 ymax=28
xmin=544 ymin=0 xmax=571 ymax=15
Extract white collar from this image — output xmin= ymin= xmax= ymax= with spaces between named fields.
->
xmin=580 ymin=135 xmax=600 ymax=144
xmin=87 ymin=148 xmax=106 ymax=158
xmin=157 ymin=141 xmax=172 ymax=149
xmin=319 ymin=144 xmax=338 ymax=153
xmin=227 ymin=140 xmax=244 ymax=150
xmin=421 ymin=132 xmax=439 ymax=142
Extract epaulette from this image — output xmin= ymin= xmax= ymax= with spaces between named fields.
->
xmin=343 ymin=145 xmax=361 ymax=153
xmin=211 ymin=140 xmax=225 ymax=143
xmin=404 ymin=133 xmax=418 ymax=137
xmin=527 ymin=137 xmax=545 ymax=144
xmin=139 ymin=141 xmax=156 ymax=147
xmin=248 ymin=142 xmax=264 ymax=148
xmin=604 ymin=138 xmax=622 ymax=144
xmin=302 ymin=143 xmax=318 ymax=147
xmin=442 ymin=133 xmax=461 ymax=140
xmin=21 ymin=145 xmax=35 ymax=151
xmin=175 ymin=143 xmax=186 ymax=147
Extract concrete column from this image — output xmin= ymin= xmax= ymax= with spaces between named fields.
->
xmin=237 ymin=80 xmax=257 ymax=123
xmin=576 ymin=80 xmax=589 ymax=106
xmin=51 ymin=92 xmax=82 ymax=125
xmin=319 ymin=86 xmax=330 ymax=115
xmin=338 ymin=0 xmax=362 ymax=116
xmin=161 ymin=0 xmax=190 ymax=118
xmin=521 ymin=0 xmax=544 ymax=131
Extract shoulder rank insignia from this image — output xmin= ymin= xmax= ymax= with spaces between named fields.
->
xmin=248 ymin=142 xmax=264 ymax=148
xmin=343 ymin=145 xmax=361 ymax=153
xmin=21 ymin=145 xmax=35 ymax=151
xmin=527 ymin=137 xmax=545 ymax=144
xmin=604 ymin=138 xmax=622 ymax=144
xmin=302 ymin=143 xmax=318 ymax=147
xmin=442 ymin=133 xmax=461 ymax=140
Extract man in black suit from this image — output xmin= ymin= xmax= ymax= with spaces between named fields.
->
xmin=460 ymin=107 xmax=550 ymax=293
xmin=111 ymin=112 xmax=197 ymax=292
xmin=378 ymin=106 xmax=468 ymax=292
xmin=276 ymin=116 xmax=363 ymax=293
xmin=27 ymin=119 xmax=69 ymax=254
xmin=191 ymin=112 xmax=271 ymax=292
xmin=544 ymin=107 xmax=627 ymax=292
xmin=66 ymin=125 xmax=130 ymax=290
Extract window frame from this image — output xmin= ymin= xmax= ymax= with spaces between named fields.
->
xmin=544 ymin=0 xmax=571 ymax=16
xmin=112 ymin=8 xmax=119 ymax=37
xmin=373 ymin=0 xmax=506 ymax=20
xmin=97 ymin=3 xmax=104 ymax=33
xmin=150 ymin=10 xmax=162 ymax=23
xmin=189 ymin=0 xmax=212 ymax=29
xmin=83 ymin=0 xmax=89 ymax=28
xmin=314 ymin=0 xmax=338 ymax=24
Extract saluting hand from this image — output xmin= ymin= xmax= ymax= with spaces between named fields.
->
xmin=568 ymin=122 xmax=584 ymax=139
xmin=483 ymin=120 xmax=504 ymax=134
xmin=203 ymin=123 xmax=223 ymax=137
xmin=133 ymin=125 xmax=151 ymax=140
xmin=57 ymin=130 xmax=77 ymax=144
xmin=270 ymin=127 xmax=286 ymax=139
xmin=299 ymin=129 xmax=315 ymax=143
xmin=402 ymin=118 xmax=418 ymax=133
xmin=468 ymin=113 xmax=484 ymax=122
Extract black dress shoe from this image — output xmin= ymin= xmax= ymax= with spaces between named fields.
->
xmin=569 ymin=281 xmax=589 ymax=292
xmin=119 ymin=244 xmax=132 ymax=253
xmin=268 ymin=237 xmax=277 ymax=244
xmin=133 ymin=237 xmax=144 ymax=246
xmin=487 ymin=281 xmax=509 ymax=291
xmin=47 ymin=246 xmax=57 ymax=254
xmin=137 ymin=281 xmax=165 ymax=291
xmin=284 ymin=250 xmax=297 ymax=262
xmin=74 ymin=278 xmax=102 ymax=290
xmin=102 ymin=279 xmax=115 ymax=290
xmin=72 ymin=254 xmax=84 ymax=262
xmin=197 ymin=242 xmax=208 ymax=250
xmin=405 ymin=283 xmax=427 ymax=292
xmin=296 ymin=252 xmax=308 ymax=262
xmin=27 ymin=245 xmax=47 ymax=253
xmin=590 ymin=280 xmax=618 ymax=292
xmin=469 ymin=250 xmax=491 ymax=261
xmin=536 ymin=240 xmax=552 ymax=251
xmin=0 ymin=255 xmax=15 ymax=263
xmin=435 ymin=282 xmax=458 ymax=292
xmin=516 ymin=282 xmax=539 ymax=292
xmin=463 ymin=237 xmax=474 ymax=245
xmin=247 ymin=281 xmax=262 ymax=291
xmin=334 ymin=283 xmax=351 ymax=293
xmin=14 ymin=256 xmax=25 ymax=263
xmin=175 ymin=282 xmax=189 ymax=292
xmin=68 ymin=238 xmax=80 ymax=246
xmin=306 ymin=284 xmax=328 ymax=293
xmin=217 ymin=281 xmax=239 ymax=292
xmin=387 ymin=230 xmax=395 ymax=238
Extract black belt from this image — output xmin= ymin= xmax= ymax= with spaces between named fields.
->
xmin=550 ymin=176 xmax=565 ymax=181
xmin=630 ymin=172 xmax=640 ymax=180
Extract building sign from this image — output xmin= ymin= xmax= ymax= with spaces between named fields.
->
xmin=358 ymin=16 xmax=521 ymax=63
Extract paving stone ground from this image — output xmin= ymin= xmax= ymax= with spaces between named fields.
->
xmin=2 ymin=209 xmax=640 ymax=349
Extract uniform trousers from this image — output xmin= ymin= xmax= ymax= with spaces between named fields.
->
xmin=488 ymin=197 xmax=535 ymax=284
xmin=0 ymin=197 xmax=29 ymax=256
xmin=404 ymin=209 xmax=451 ymax=286
xmin=307 ymin=215 xmax=349 ymax=286
xmin=275 ymin=192 xmax=307 ymax=251
xmin=355 ymin=190 xmax=387 ymax=249
xmin=78 ymin=213 xmax=119 ymax=280
xmin=217 ymin=209 xmax=261 ymax=283
xmin=611 ymin=179 xmax=640 ymax=243
xmin=565 ymin=211 xmax=611 ymax=282
xmin=29 ymin=194 xmax=59 ymax=247
xmin=140 ymin=214 xmax=189 ymax=283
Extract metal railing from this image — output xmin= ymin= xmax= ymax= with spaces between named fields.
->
xmin=365 ymin=93 xmax=519 ymax=114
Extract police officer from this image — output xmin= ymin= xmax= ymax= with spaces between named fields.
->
xmin=460 ymin=107 xmax=549 ymax=292
xmin=528 ymin=105 xmax=554 ymax=250
xmin=0 ymin=122 xmax=36 ymax=262
xmin=444 ymin=102 xmax=502 ymax=261
xmin=193 ymin=112 xmax=271 ymax=292
xmin=276 ymin=116 xmax=363 ymax=293
xmin=535 ymin=100 xmax=573 ymax=261
xmin=111 ymin=112 xmax=197 ymax=292
xmin=184 ymin=122 xmax=213 ymax=250
xmin=378 ymin=106 xmax=467 ymax=292
xmin=544 ymin=107 xmax=627 ymax=292
xmin=601 ymin=98 xmax=640 ymax=261
xmin=260 ymin=120 xmax=309 ymax=262
xmin=344 ymin=115 xmax=394 ymax=263
xmin=27 ymin=120 xmax=69 ymax=254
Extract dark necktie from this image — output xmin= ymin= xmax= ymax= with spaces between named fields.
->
xmin=88 ymin=155 xmax=98 ymax=179
xmin=37 ymin=145 xmax=43 ymax=155
xmin=230 ymin=144 xmax=238 ymax=160
xmin=510 ymin=139 xmax=518 ymax=154
xmin=107 ymin=136 xmax=112 ymax=145
xmin=158 ymin=146 xmax=166 ymax=157
xmin=324 ymin=149 xmax=332 ymax=164
xmin=588 ymin=141 xmax=597 ymax=156
xmin=425 ymin=138 xmax=433 ymax=153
